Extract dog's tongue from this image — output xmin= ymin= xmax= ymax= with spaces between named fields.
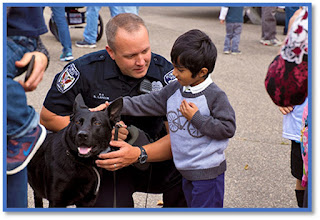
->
xmin=78 ymin=146 xmax=92 ymax=155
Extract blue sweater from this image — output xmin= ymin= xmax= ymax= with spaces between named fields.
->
xmin=122 ymin=80 xmax=236 ymax=181
xmin=226 ymin=7 xmax=244 ymax=23
xmin=7 ymin=7 xmax=48 ymax=37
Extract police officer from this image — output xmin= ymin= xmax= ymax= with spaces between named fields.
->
xmin=40 ymin=13 xmax=186 ymax=207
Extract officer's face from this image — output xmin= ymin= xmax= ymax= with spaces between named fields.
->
xmin=106 ymin=26 xmax=151 ymax=79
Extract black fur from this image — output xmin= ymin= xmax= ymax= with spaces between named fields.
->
xmin=27 ymin=94 xmax=123 ymax=207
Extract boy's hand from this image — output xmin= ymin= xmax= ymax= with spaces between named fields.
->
xmin=179 ymin=99 xmax=198 ymax=121
xmin=279 ymin=106 xmax=294 ymax=115
xmin=89 ymin=101 xmax=110 ymax=112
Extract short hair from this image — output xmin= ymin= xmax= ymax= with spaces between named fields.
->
xmin=170 ymin=29 xmax=217 ymax=78
xmin=105 ymin=13 xmax=147 ymax=51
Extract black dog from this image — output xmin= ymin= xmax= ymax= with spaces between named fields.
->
xmin=27 ymin=94 xmax=123 ymax=207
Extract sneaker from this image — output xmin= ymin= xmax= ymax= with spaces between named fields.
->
xmin=60 ymin=52 xmax=74 ymax=61
xmin=231 ymin=50 xmax=242 ymax=55
xmin=260 ymin=38 xmax=282 ymax=46
xmin=7 ymin=124 xmax=46 ymax=175
xmin=75 ymin=40 xmax=96 ymax=48
xmin=223 ymin=50 xmax=231 ymax=54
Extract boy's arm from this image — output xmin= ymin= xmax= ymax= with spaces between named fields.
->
xmin=121 ymin=82 xmax=177 ymax=116
xmin=219 ymin=7 xmax=229 ymax=22
xmin=190 ymin=91 xmax=236 ymax=140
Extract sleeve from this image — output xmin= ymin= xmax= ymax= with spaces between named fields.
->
xmin=35 ymin=37 xmax=50 ymax=69
xmin=190 ymin=90 xmax=236 ymax=140
xmin=219 ymin=7 xmax=229 ymax=20
xmin=121 ymin=82 xmax=178 ymax=117
xmin=43 ymin=62 xmax=82 ymax=116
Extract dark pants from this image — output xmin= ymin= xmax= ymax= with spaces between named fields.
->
xmin=94 ymin=160 xmax=187 ymax=207
xmin=182 ymin=173 xmax=225 ymax=208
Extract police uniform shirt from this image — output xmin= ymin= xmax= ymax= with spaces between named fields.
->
xmin=43 ymin=50 xmax=176 ymax=139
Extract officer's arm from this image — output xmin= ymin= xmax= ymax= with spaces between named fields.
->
xmin=40 ymin=106 xmax=70 ymax=132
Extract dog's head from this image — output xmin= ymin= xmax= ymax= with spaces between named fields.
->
xmin=67 ymin=94 xmax=123 ymax=158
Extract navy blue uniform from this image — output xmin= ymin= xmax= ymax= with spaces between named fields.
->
xmin=43 ymin=50 xmax=186 ymax=207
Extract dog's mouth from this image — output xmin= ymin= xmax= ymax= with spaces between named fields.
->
xmin=78 ymin=145 xmax=93 ymax=157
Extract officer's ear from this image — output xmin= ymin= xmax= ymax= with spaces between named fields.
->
xmin=106 ymin=46 xmax=115 ymax=60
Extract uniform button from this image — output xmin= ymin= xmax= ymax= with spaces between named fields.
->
xmin=154 ymin=57 xmax=158 ymax=62
xmin=99 ymin=55 xmax=104 ymax=59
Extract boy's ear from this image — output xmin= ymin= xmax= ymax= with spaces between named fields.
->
xmin=199 ymin=68 xmax=208 ymax=78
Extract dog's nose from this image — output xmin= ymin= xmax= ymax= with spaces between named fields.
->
xmin=77 ymin=131 xmax=88 ymax=141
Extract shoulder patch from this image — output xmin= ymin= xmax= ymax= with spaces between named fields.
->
xmin=163 ymin=69 xmax=177 ymax=85
xmin=56 ymin=63 xmax=80 ymax=93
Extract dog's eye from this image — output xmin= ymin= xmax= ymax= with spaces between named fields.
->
xmin=75 ymin=120 xmax=81 ymax=125
xmin=93 ymin=121 xmax=101 ymax=126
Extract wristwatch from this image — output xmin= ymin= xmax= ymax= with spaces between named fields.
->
xmin=137 ymin=146 xmax=148 ymax=164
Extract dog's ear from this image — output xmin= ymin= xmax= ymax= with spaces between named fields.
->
xmin=108 ymin=97 xmax=123 ymax=124
xmin=73 ymin=94 xmax=88 ymax=113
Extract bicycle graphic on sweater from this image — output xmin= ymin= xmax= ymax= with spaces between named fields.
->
xmin=167 ymin=109 xmax=204 ymax=138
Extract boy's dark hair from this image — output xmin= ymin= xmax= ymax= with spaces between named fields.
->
xmin=171 ymin=29 xmax=217 ymax=78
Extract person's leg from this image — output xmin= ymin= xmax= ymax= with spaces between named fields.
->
xmin=93 ymin=168 xmax=135 ymax=207
xmin=109 ymin=6 xmax=139 ymax=17
xmin=231 ymin=23 xmax=242 ymax=53
xmin=6 ymin=36 xmax=38 ymax=139
xmin=7 ymin=169 xmax=28 ymax=208
xmin=223 ymin=23 xmax=232 ymax=53
xmin=187 ymin=173 xmax=225 ymax=208
xmin=261 ymin=7 xmax=277 ymax=40
xmin=51 ymin=7 xmax=72 ymax=56
xmin=6 ymin=36 xmax=45 ymax=208
xmin=83 ymin=6 xmax=101 ymax=44
xmin=291 ymin=140 xmax=306 ymax=207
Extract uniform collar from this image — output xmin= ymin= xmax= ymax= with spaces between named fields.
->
xmin=183 ymin=75 xmax=212 ymax=94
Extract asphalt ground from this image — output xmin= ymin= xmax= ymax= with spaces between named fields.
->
xmin=14 ymin=6 xmax=304 ymax=209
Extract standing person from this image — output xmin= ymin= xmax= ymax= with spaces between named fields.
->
xmin=109 ymin=6 xmax=139 ymax=17
xmin=260 ymin=7 xmax=282 ymax=46
xmin=103 ymin=29 xmax=236 ymax=207
xmin=279 ymin=98 xmax=307 ymax=207
xmin=51 ymin=7 xmax=74 ymax=61
xmin=284 ymin=6 xmax=299 ymax=35
xmin=40 ymin=13 xmax=186 ymax=207
xmin=219 ymin=6 xmax=244 ymax=55
xmin=6 ymin=7 xmax=49 ymax=208
xmin=265 ymin=7 xmax=308 ymax=207
xmin=75 ymin=6 xmax=139 ymax=48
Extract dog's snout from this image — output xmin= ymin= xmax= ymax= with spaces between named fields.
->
xmin=77 ymin=131 xmax=88 ymax=141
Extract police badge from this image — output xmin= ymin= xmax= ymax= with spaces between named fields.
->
xmin=56 ymin=63 xmax=80 ymax=93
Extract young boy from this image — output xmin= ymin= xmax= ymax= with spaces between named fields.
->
xmin=219 ymin=6 xmax=244 ymax=54
xmin=105 ymin=29 xmax=236 ymax=207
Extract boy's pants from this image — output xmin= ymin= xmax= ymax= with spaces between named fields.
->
xmin=182 ymin=173 xmax=225 ymax=208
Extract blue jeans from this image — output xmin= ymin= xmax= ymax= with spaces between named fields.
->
xmin=51 ymin=7 xmax=72 ymax=54
xmin=83 ymin=6 xmax=102 ymax=44
xmin=224 ymin=23 xmax=242 ymax=52
xmin=284 ymin=7 xmax=299 ymax=34
xmin=182 ymin=173 xmax=225 ymax=208
xmin=7 ymin=36 xmax=40 ymax=208
xmin=109 ymin=6 xmax=139 ymax=17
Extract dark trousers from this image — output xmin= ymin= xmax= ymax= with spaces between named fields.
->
xmin=182 ymin=173 xmax=225 ymax=208
xmin=94 ymin=160 xmax=187 ymax=207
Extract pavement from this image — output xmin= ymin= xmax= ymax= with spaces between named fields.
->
xmin=24 ymin=6 xmax=299 ymax=209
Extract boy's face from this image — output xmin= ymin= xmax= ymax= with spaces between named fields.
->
xmin=172 ymin=64 xmax=207 ymax=87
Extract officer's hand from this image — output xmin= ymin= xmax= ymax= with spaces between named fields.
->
xmin=89 ymin=101 xmax=109 ymax=112
xmin=17 ymin=51 xmax=48 ymax=92
xmin=96 ymin=140 xmax=140 ymax=171
xmin=112 ymin=121 xmax=129 ymax=141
